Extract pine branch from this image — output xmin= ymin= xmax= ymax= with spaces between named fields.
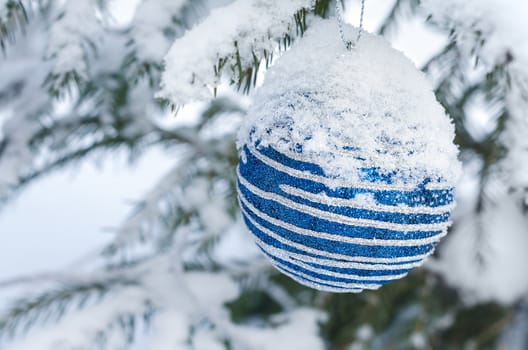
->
xmin=158 ymin=0 xmax=333 ymax=105
xmin=44 ymin=0 xmax=104 ymax=97
xmin=97 ymin=97 xmax=244 ymax=261
xmin=377 ymin=0 xmax=420 ymax=37
xmin=313 ymin=0 xmax=332 ymax=17
xmin=424 ymin=0 xmax=528 ymax=195
xmin=105 ymin=142 xmax=238 ymax=264
xmin=0 ymin=115 xmax=149 ymax=205
xmin=0 ymin=0 xmax=27 ymax=53
xmin=125 ymin=0 xmax=206 ymax=86
xmin=0 ymin=277 xmax=139 ymax=339
xmin=423 ymin=41 xmax=509 ymax=170
xmin=158 ymin=0 xmax=315 ymax=106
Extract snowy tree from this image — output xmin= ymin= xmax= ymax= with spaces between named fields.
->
xmin=0 ymin=0 xmax=528 ymax=349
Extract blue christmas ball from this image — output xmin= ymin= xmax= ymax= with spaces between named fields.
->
xmin=237 ymin=143 xmax=455 ymax=293
xmin=236 ymin=20 xmax=461 ymax=293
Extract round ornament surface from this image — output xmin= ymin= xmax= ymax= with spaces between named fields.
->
xmin=236 ymin=19 xmax=461 ymax=293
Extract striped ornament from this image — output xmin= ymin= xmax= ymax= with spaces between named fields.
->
xmin=237 ymin=143 xmax=454 ymax=293
xmin=236 ymin=19 xmax=459 ymax=292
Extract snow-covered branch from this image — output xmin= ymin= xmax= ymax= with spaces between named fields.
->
xmin=424 ymin=0 xmax=528 ymax=189
xmin=129 ymin=0 xmax=202 ymax=64
xmin=0 ymin=0 xmax=28 ymax=51
xmin=45 ymin=0 xmax=104 ymax=94
xmin=1 ymin=251 xmax=323 ymax=350
xmin=158 ymin=0 xmax=313 ymax=105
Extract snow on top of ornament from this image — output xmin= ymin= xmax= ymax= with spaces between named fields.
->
xmin=238 ymin=19 xmax=461 ymax=187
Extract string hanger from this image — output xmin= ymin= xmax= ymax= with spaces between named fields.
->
xmin=335 ymin=0 xmax=366 ymax=50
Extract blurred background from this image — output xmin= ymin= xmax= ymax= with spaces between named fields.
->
xmin=0 ymin=0 xmax=527 ymax=349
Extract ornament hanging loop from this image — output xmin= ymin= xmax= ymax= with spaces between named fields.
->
xmin=336 ymin=0 xmax=365 ymax=50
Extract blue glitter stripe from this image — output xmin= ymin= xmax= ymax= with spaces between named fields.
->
xmin=256 ymin=144 xmax=430 ymax=186
xmin=276 ymin=262 xmax=381 ymax=291
xmin=268 ymin=253 xmax=393 ymax=285
xmin=254 ymin=143 xmax=326 ymax=176
xmin=245 ymin=208 xmax=426 ymax=268
xmin=273 ymin=264 xmax=359 ymax=292
xmin=238 ymin=175 xmax=448 ymax=233
xmin=256 ymin=144 xmax=453 ymax=188
xmin=241 ymin=145 xmax=454 ymax=208
xmin=259 ymin=238 xmax=411 ymax=277
xmin=241 ymin=210 xmax=341 ymax=260
xmin=261 ymin=247 xmax=405 ymax=281
xmin=238 ymin=181 xmax=445 ymax=241
xmin=248 ymin=209 xmax=428 ymax=271
xmin=288 ymin=256 xmax=411 ymax=277
xmin=241 ymin=201 xmax=437 ymax=259
xmin=284 ymin=188 xmax=450 ymax=224
xmin=238 ymin=169 xmax=449 ymax=225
